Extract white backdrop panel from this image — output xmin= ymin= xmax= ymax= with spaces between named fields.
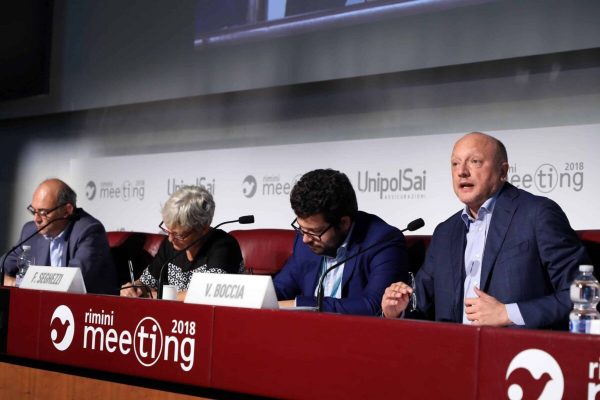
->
xmin=69 ymin=125 xmax=599 ymax=234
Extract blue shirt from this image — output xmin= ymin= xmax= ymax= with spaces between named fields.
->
xmin=461 ymin=196 xmax=524 ymax=326
xmin=47 ymin=229 xmax=67 ymax=267
xmin=314 ymin=223 xmax=355 ymax=299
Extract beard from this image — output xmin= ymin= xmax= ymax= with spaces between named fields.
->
xmin=309 ymin=229 xmax=346 ymax=258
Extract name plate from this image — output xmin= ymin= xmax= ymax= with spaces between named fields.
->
xmin=185 ymin=274 xmax=278 ymax=309
xmin=20 ymin=266 xmax=87 ymax=294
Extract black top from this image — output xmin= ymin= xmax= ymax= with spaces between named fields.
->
xmin=139 ymin=229 xmax=243 ymax=291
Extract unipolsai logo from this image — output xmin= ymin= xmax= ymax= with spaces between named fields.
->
xmin=50 ymin=305 xmax=75 ymax=351
xmin=167 ymin=177 xmax=215 ymax=196
xmin=242 ymin=175 xmax=257 ymax=198
xmin=356 ymin=168 xmax=427 ymax=200
xmin=505 ymin=348 xmax=564 ymax=400
xmin=85 ymin=181 xmax=97 ymax=200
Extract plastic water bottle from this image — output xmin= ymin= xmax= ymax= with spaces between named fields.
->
xmin=569 ymin=265 xmax=600 ymax=334
xmin=15 ymin=245 xmax=34 ymax=287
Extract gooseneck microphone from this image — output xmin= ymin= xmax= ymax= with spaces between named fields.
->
xmin=402 ymin=218 xmax=424 ymax=233
xmin=316 ymin=217 xmax=425 ymax=312
xmin=0 ymin=212 xmax=80 ymax=286
xmin=156 ymin=215 xmax=254 ymax=299
xmin=213 ymin=215 xmax=254 ymax=229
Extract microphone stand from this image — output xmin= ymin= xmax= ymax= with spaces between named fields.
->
xmin=213 ymin=215 xmax=254 ymax=229
xmin=316 ymin=240 xmax=385 ymax=312
xmin=156 ymin=215 xmax=254 ymax=299
xmin=156 ymin=234 xmax=206 ymax=300
xmin=316 ymin=217 xmax=425 ymax=312
xmin=1 ymin=214 xmax=77 ymax=286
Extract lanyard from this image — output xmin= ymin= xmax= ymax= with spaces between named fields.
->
xmin=320 ymin=256 xmax=343 ymax=298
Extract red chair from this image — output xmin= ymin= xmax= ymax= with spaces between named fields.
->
xmin=229 ymin=229 xmax=296 ymax=276
xmin=404 ymin=235 xmax=432 ymax=274
xmin=107 ymin=231 xmax=166 ymax=284
xmin=228 ymin=230 xmax=431 ymax=276
xmin=577 ymin=230 xmax=600 ymax=278
xmin=405 ymin=231 xmax=600 ymax=277
xmin=105 ymin=229 xmax=600 ymax=283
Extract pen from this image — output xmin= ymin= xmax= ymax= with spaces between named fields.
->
xmin=128 ymin=260 xmax=135 ymax=283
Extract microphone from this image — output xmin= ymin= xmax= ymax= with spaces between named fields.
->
xmin=316 ymin=217 xmax=424 ymax=312
xmin=213 ymin=215 xmax=254 ymax=229
xmin=401 ymin=218 xmax=424 ymax=233
xmin=0 ymin=212 xmax=79 ymax=286
xmin=156 ymin=215 xmax=255 ymax=299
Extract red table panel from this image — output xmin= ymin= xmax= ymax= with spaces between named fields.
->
xmin=5 ymin=287 xmax=600 ymax=399
xmin=7 ymin=288 xmax=214 ymax=386
xmin=211 ymin=307 xmax=480 ymax=399
xmin=479 ymin=328 xmax=600 ymax=399
xmin=6 ymin=288 xmax=43 ymax=359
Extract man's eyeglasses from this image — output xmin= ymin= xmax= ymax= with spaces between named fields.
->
xmin=291 ymin=218 xmax=333 ymax=241
xmin=158 ymin=221 xmax=192 ymax=241
xmin=408 ymin=271 xmax=418 ymax=312
xmin=27 ymin=203 xmax=66 ymax=218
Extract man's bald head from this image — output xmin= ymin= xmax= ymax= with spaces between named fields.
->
xmin=30 ymin=179 xmax=77 ymax=237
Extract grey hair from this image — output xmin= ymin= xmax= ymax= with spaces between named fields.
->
xmin=161 ymin=185 xmax=215 ymax=230
xmin=56 ymin=180 xmax=77 ymax=207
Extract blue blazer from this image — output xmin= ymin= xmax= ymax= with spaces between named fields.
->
xmin=3 ymin=208 xmax=119 ymax=295
xmin=414 ymin=183 xmax=588 ymax=329
xmin=274 ymin=211 xmax=408 ymax=315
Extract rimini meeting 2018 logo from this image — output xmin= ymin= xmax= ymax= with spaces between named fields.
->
xmin=505 ymin=349 xmax=564 ymax=400
xmin=50 ymin=305 xmax=75 ymax=351
xmin=242 ymin=175 xmax=257 ymax=198
xmin=85 ymin=180 xmax=145 ymax=201
xmin=49 ymin=305 xmax=197 ymax=372
xmin=241 ymin=174 xmax=301 ymax=199
xmin=505 ymin=347 xmax=600 ymax=399
xmin=85 ymin=181 xmax=97 ymax=200
xmin=508 ymin=162 xmax=584 ymax=193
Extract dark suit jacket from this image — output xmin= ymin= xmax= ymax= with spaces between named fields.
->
xmin=414 ymin=183 xmax=588 ymax=329
xmin=4 ymin=208 xmax=119 ymax=295
xmin=274 ymin=211 xmax=408 ymax=315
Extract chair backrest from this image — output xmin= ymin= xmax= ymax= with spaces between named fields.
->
xmin=229 ymin=229 xmax=296 ymax=276
xmin=404 ymin=235 xmax=432 ymax=274
xmin=405 ymin=231 xmax=600 ymax=277
xmin=577 ymin=230 xmax=600 ymax=279
xmin=143 ymin=233 xmax=166 ymax=258
xmin=228 ymin=230 xmax=431 ymax=276
xmin=106 ymin=231 xmax=166 ymax=285
xmin=105 ymin=229 xmax=600 ymax=283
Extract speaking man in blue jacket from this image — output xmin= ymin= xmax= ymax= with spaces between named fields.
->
xmin=274 ymin=168 xmax=408 ymax=315
xmin=382 ymin=132 xmax=588 ymax=329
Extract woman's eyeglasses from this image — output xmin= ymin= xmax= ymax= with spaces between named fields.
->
xmin=158 ymin=221 xmax=193 ymax=241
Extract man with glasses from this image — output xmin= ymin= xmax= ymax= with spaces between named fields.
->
xmin=274 ymin=169 xmax=408 ymax=315
xmin=381 ymin=132 xmax=588 ymax=329
xmin=3 ymin=178 xmax=119 ymax=294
